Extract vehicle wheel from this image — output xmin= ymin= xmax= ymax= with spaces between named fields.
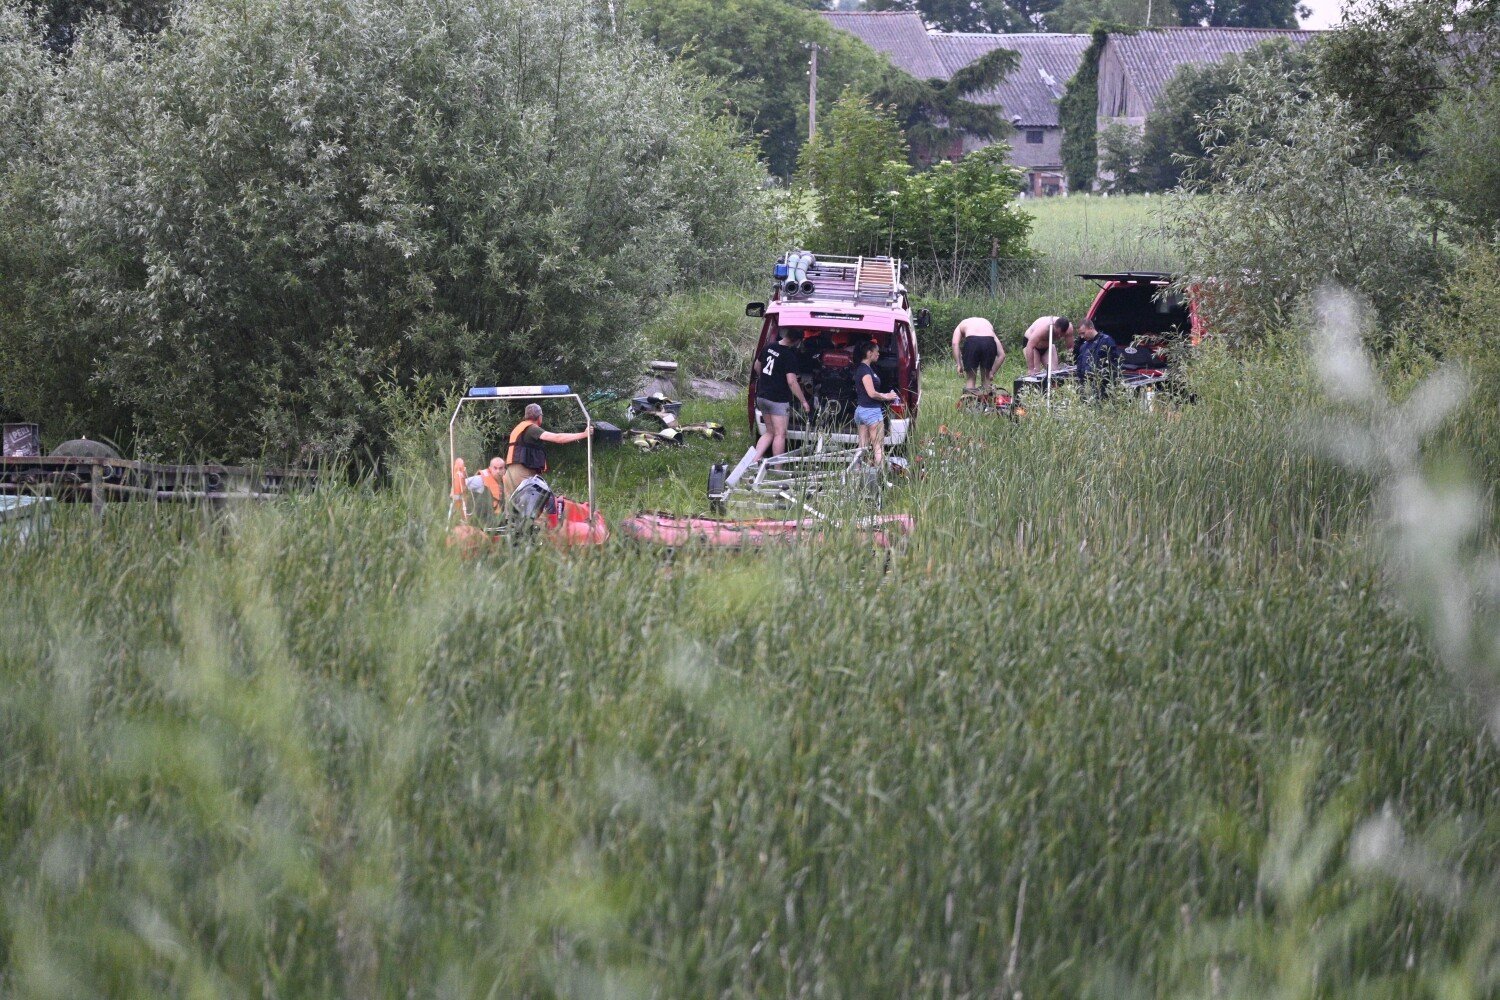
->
xmin=49 ymin=438 xmax=120 ymax=459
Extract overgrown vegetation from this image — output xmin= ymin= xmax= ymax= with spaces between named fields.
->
xmin=795 ymin=92 xmax=1033 ymax=265
xmin=1057 ymin=26 xmax=1112 ymax=193
xmin=5 ymin=2 xmax=1500 ymax=995
xmin=1105 ymin=39 xmax=1315 ymax=193
xmin=1169 ymin=62 xmax=1452 ymax=343
xmin=617 ymin=0 xmax=892 ymax=178
xmin=0 ymin=0 xmax=768 ymax=460
xmin=1316 ymin=0 xmax=1499 ymax=167
xmin=7 ymin=341 xmax=1500 ymax=995
xmin=617 ymin=0 xmax=1021 ymax=176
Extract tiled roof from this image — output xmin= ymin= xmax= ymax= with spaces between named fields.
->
xmin=932 ymin=33 xmax=1090 ymax=127
xmin=819 ymin=11 xmax=949 ymax=81
xmin=1110 ymin=27 xmax=1319 ymax=109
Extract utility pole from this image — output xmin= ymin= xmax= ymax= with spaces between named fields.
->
xmin=805 ymin=42 xmax=823 ymax=141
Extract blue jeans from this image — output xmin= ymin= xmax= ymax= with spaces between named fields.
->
xmin=854 ymin=406 xmax=884 ymax=427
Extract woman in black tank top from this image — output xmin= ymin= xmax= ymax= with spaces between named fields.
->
xmin=852 ymin=339 xmax=898 ymax=469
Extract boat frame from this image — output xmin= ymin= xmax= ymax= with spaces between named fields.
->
xmin=447 ymin=384 xmax=595 ymax=528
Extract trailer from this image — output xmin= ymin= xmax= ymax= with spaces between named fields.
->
xmin=0 ymin=454 xmax=317 ymax=514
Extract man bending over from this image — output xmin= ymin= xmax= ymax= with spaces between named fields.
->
xmin=952 ymin=316 xmax=1005 ymax=395
xmin=1022 ymin=316 xmax=1073 ymax=375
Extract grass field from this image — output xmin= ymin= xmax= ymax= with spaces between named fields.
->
xmin=1022 ymin=193 xmax=1178 ymax=268
xmin=6 ymin=338 xmax=1500 ymax=995
xmin=7 ymin=196 xmax=1498 ymax=997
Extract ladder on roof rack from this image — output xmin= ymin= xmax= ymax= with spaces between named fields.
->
xmin=853 ymin=256 xmax=899 ymax=306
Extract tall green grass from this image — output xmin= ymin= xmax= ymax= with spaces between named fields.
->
xmin=4 ymin=348 xmax=1497 ymax=996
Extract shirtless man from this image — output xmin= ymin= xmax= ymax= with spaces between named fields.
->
xmin=1022 ymin=316 xmax=1073 ymax=376
xmin=951 ymin=316 xmax=1005 ymax=394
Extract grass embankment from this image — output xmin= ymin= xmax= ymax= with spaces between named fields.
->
xmin=5 ymin=351 xmax=1498 ymax=995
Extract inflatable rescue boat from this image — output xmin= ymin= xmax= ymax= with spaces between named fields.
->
xmin=620 ymin=511 xmax=912 ymax=549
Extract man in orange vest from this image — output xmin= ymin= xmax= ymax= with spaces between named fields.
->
xmin=463 ymin=456 xmax=507 ymax=515
xmin=501 ymin=403 xmax=592 ymax=496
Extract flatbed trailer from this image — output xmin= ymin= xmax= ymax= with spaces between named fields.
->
xmin=0 ymin=455 xmax=317 ymax=513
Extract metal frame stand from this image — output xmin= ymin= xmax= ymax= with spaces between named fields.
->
xmin=710 ymin=434 xmax=898 ymax=515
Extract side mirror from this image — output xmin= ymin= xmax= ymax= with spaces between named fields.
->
xmin=915 ymin=308 xmax=931 ymax=330
xmin=745 ymin=302 xmax=766 ymax=318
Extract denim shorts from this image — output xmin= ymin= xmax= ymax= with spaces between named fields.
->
xmin=854 ymin=405 xmax=884 ymax=427
xmin=756 ymin=397 xmax=790 ymax=418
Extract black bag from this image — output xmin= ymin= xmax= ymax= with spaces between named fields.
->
xmin=1118 ymin=344 xmax=1163 ymax=370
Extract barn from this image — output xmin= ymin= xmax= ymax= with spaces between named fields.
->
xmin=1095 ymin=26 xmax=1319 ymax=129
xmin=931 ymin=33 xmax=1091 ymax=196
xmin=821 ymin=12 xmax=1090 ymax=196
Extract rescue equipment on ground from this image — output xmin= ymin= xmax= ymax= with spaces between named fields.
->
xmin=957 ymin=387 xmax=1026 ymax=419
xmin=708 ymin=437 xmax=908 ymax=516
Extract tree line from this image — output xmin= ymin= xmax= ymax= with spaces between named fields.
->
xmin=0 ymin=0 xmax=772 ymax=459
xmin=1156 ymin=0 xmax=1498 ymax=357
xmin=1068 ymin=0 xmax=1497 ymax=225
xmin=0 ymin=0 xmax=1035 ymax=460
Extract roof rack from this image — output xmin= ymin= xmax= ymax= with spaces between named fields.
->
xmin=774 ymin=252 xmax=906 ymax=310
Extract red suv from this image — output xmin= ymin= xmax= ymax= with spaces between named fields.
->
xmin=1013 ymin=271 xmax=1201 ymax=397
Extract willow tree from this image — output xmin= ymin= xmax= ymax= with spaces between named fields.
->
xmin=0 ymin=0 xmax=768 ymax=458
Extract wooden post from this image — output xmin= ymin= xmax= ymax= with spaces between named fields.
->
xmin=989 ymin=237 xmax=1000 ymax=298
xmin=90 ymin=462 xmax=104 ymax=520
xmin=806 ymin=43 xmax=822 ymax=141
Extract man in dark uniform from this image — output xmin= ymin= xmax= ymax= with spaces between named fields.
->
xmin=1073 ymin=319 xmax=1121 ymax=398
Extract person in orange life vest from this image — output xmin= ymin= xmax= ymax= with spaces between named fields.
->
xmin=463 ymin=456 xmax=507 ymax=514
xmin=501 ymin=402 xmax=592 ymax=496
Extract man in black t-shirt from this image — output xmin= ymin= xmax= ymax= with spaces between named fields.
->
xmin=751 ymin=326 xmax=810 ymax=461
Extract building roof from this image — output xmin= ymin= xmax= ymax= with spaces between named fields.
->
xmin=819 ymin=11 xmax=948 ymax=81
xmin=932 ymin=33 xmax=1090 ymax=127
xmin=821 ymin=14 xmax=1089 ymax=129
xmin=1108 ymin=27 xmax=1319 ymax=110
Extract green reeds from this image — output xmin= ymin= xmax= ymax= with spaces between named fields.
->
xmin=2 ymin=341 xmax=1496 ymax=998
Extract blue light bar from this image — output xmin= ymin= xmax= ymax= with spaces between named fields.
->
xmin=467 ymin=385 xmax=571 ymax=398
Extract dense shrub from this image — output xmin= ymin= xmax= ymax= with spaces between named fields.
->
xmin=1133 ymin=40 xmax=1314 ymax=192
xmin=619 ymin=0 xmax=893 ymax=178
xmin=1421 ymin=77 xmax=1500 ymax=237
xmin=638 ymin=288 xmax=762 ymax=384
xmin=1438 ymin=245 xmax=1500 ymax=400
xmin=0 ymin=0 xmax=768 ymax=460
xmin=1169 ymin=65 xmax=1451 ymax=344
xmin=796 ymin=94 xmax=1032 ymax=266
